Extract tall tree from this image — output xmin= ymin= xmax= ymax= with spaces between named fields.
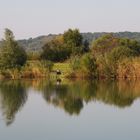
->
xmin=63 ymin=29 xmax=83 ymax=55
xmin=0 ymin=29 xmax=27 ymax=69
xmin=41 ymin=36 xmax=71 ymax=62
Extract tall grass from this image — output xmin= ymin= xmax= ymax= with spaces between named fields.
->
xmin=67 ymin=54 xmax=140 ymax=80
xmin=0 ymin=60 xmax=53 ymax=79
xmin=117 ymin=57 xmax=140 ymax=79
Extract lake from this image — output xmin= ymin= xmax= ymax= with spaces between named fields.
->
xmin=0 ymin=79 xmax=140 ymax=140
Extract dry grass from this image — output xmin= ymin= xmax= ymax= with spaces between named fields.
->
xmin=117 ymin=57 xmax=140 ymax=79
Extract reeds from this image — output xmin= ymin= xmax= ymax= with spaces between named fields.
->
xmin=0 ymin=60 xmax=53 ymax=79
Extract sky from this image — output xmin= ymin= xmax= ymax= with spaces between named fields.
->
xmin=0 ymin=0 xmax=140 ymax=39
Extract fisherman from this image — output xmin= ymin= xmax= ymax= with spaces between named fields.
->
xmin=56 ymin=69 xmax=61 ymax=75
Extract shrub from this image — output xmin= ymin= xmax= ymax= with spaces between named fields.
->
xmin=70 ymin=56 xmax=81 ymax=71
xmin=117 ymin=57 xmax=140 ymax=79
xmin=80 ymin=54 xmax=98 ymax=77
xmin=69 ymin=54 xmax=98 ymax=78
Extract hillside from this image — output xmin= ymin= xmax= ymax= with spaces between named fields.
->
xmin=17 ymin=32 xmax=140 ymax=51
xmin=18 ymin=34 xmax=58 ymax=52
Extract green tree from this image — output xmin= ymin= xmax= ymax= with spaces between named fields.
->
xmin=92 ymin=34 xmax=140 ymax=57
xmin=107 ymin=46 xmax=135 ymax=63
xmin=63 ymin=29 xmax=84 ymax=55
xmin=83 ymin=39 xmax=90 ymax=52
xmin=80 ymin=54 xmax=98 ymax=77
xmin=41 ymin=36 xmax=71 ymax=62
xmin=119 ymin=38 xmax=140 ymax=55
xmin=0 ymin=29 xmax=27 ymax=69
xmin=92 ymin=34 xmax=120 ymax=56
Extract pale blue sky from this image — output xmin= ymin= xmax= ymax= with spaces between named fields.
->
xmin=0 ymin=0 xmax=140 ymax=39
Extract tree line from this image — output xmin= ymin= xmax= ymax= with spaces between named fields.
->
xmin=0 ymin=28 xmax=140 ymax=79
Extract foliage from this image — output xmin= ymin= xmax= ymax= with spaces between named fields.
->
xmin=117 ymin=57 xmax=140 ymax=79
xmin=119 ymin=38 xmax=140 ymax=55
xmin=21 ymin=60 xmax=53 ymax=78
xmin=0 ymin=29 xmax=27 ymax=69
xmin=41 ymin=36 xmax=71 ymax=62
xmin=0 ymin=60 xmax=54 ymax=79
xmin=27 ymin=51 xmax=40 ymax=60
xmin=80 ymin=54 xmax=98 ymax=77
xmin=41 ymin=29 xmax=89 ymax=62
xmin=0 ymin=29 xmax=140 ymax=79
xmin=63 ymin=29 xmax=86 ymax=55
xmin=70 ymin=56 xmax=81 ymax=71
xmin=90 ymin=34 xmax=140 ymax=79
xmin=63 ymin=29 xmax=83 ymax=48
xmin=69 ymin=54 xmax=98 ymax=78
xmin=40 ymin=60 xmax=54 ymax=72
xmin=18 ymin=32 xmax=140 ymax=52
xmin=92 ymin=34 xmax=120 ymax=56
xmin=107 ymin=46 xmax=135 ymax=63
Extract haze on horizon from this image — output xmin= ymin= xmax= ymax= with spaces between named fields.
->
xmin=0 ymin=0 xmax=140 ymax=39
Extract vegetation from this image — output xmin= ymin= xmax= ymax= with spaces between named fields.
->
xmin=0 ymin=29 xmax=27 ymax=69
xmin=41 ymin=36 xmax=70 ymax=62
xmin=0 ymin=28 xmax=140 ymax=79
xmin=63 ymin=29 xmax=84 ymax=55
xmin=68 ymin=34 xmax=140 ymax=79
xmin=92 ymin=34 xmax=140 ymax=79
xmin=17 ymin=32 xmax=140 ymax=52
xmin=68 ymin=54 xmax=98 ymax=78
xmin=0 ymin=29 xmax=53 ymax=79
xmin=41 ymin=29 xmax=89 ymax=62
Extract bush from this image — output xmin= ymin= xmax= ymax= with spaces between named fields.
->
xmin=27 ymin=52 xmax=40 ymax=60
xmin=92 ymin=34 xmax=120 ymax=56
xmin=117 ymin=57 xmax=140 ymax=79
xmin=21 ymin=60 xmax=53 ymax=78
xmin=69 ymin=54 xmax=98 ymax=78
xmin=80 ymin=54 xmax=98 ymax=77
xmin=103 ymin=46 xmax=136 ymax=78
xmin=70 ymin=56 xmax=81 ymax=71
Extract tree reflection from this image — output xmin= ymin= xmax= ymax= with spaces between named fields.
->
xmin=41 ymin=81 xmax=84 ymax=115
xmin=0 ymin=80 xmax=27 ymax=125
xmin=41 ymin=79 xmax=140 ymax=115
xmin=0 ymin=79 xmax=140 ymax=125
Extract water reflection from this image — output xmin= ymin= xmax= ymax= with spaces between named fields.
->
xmin=41 ymin=80 xmax=140 ymax=114
xmin=0 ymin=79 xmax=140 ymax=125
xmin=0 ymin=80 xmax=27 ymax=125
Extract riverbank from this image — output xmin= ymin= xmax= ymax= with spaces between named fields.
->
xmin=0 ymin=59 xmax=140 ymax=80
xmin=0 ymin=61 xmax=71 ymax=80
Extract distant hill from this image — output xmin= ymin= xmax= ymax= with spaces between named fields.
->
xmin=18 ymin=34 xmax=58 ymax=52
xmin=16 ymin=32 xmax=140 ymax=52
xmin=82 ymin=32 xmax=140 ymax=43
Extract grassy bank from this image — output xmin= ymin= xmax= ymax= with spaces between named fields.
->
xmin=0 ymin=59 xmax=140 ymax=80
xmin=0 ymin=61 xmax=71 ymax=80
xmin=0 ymin=60 xmax=53 ymax=79
xmin=51 ymin=62 xmax=71 ymax=79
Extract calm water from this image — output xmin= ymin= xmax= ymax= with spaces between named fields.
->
xmin=0 ymin=79 xmax=140 ymax=140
